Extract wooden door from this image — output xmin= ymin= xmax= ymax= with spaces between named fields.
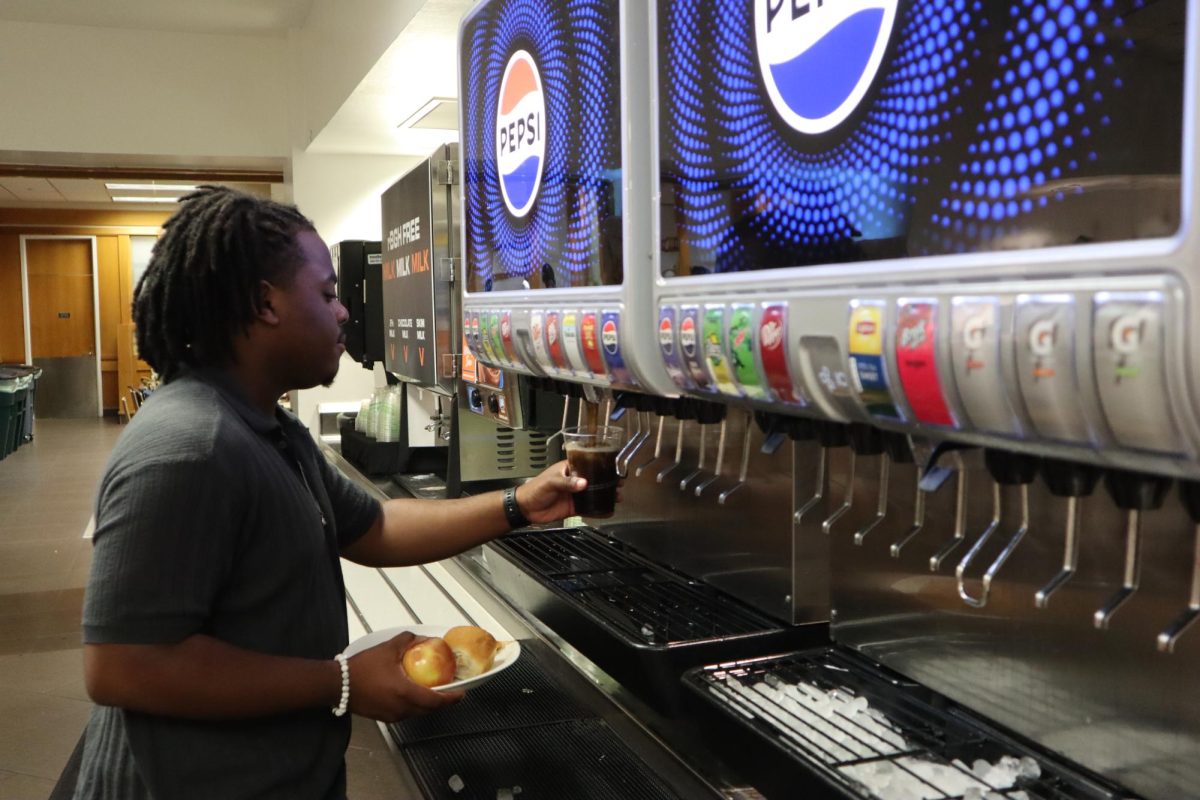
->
xmin=25 ymin=238 xmax=98 ymax=418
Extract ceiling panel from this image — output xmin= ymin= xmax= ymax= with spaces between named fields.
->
xmin=47 ymin=178 xmax=111 ymax=203
xmin=0 ymin=0 xmax=314 ymax=35
xmin=0 ymin=177 xmax=62 ymax=202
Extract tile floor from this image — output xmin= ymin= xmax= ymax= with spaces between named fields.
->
xmin=0 ymin=418 xmax=409 ymax=799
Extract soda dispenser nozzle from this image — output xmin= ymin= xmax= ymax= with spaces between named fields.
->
xmin=1093 ymin=469 xmax=1172 ymax=629
xmin=657 ymin=398 xmax=697 ymax=484
xmin=1157 ymin=480 xmax=1200 ymax=653
xmin=1033 ymin=458 xmax=1103 ymax=609
xmin=846 ymin=424 xmax=889 ymax=545
xmin=820 ymin=423 xmax=857 ymax=534
xmin=956 ymin=449 xmax=1040 ymax=608
xmin=680 ymin=402 xmax=727 ymax=493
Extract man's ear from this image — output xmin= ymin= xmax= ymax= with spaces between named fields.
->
xmin=255 ymin=280 xmax=283 ymax=326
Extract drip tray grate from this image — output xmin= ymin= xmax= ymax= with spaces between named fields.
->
xmin=389 ymin=642 xmax=591 ymax=745
xmin=401 ymin=718 xmax=681 ymax=800
xmin=494 ymin=527 xmax=785 ymax=646
xmin=684 ymin=647 xmax=1136 ymax=800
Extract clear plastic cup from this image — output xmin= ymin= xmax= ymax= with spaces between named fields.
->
xmin=562 ymin=426 xmax=624 ymax=518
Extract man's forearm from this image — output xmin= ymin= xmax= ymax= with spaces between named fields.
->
xmin=84 ymin=635 xmax=341 ymax=719
xmin=345 ymin=493 xmax=510 ymax=568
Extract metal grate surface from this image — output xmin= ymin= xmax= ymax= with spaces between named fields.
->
xmin=401 ymin=718 xmax=682 ymax=800
xmin=389 ymin=642 xmax=591 ymax=745
xmin=684 ymin=648 xmax=1134 ymax=800
xmin=494 ymin=528 xmax=785 ymax=645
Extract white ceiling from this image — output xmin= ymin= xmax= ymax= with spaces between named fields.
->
xmin=0 ymin=177 xmax=273 ymax=210
xmin=0 ymin=0 xmax=472 ymax=206
xmin=0 ymin=0 xmax=315 ymax=36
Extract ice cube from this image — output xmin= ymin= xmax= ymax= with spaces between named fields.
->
xmin=640 ymin=624 xmax=656 ymax=640
xmin=963 ymin=788 xmax=983 ymax=800
xmin=497 ymin=790 xmax=513 ymax=800
xmin=448 ymin=774 xmax=465 ymax=793
xmin=972 ymin=759 xmax=991 ymax=779
xmin=1018 ymin=756 xmax=1041 ymax=779
xmin=850 ymin=696 xmax=869 ymax=714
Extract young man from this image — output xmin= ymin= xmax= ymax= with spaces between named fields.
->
xmin=74 ymin=187 xmax=586 ymax=799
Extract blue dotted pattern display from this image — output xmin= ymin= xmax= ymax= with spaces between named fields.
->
xmin=661 ymin=0 xmax=1149 ymax=271
xmin=461 ymin=0 xmax=621 ymax=292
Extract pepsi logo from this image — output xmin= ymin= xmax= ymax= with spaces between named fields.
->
xmin=659 ymin=317 xmax=674 ymax=355
xmin=754 ymin=0 xmax=898 ymax=134
xmin=602 ymin=320 xmax=619 ymax=354
xmin=496 ymin=50 xmax=546 ymax=218
xmin=679 ymin=317 xmax=697 ymax=357
xmin=962 ymin=313 xmax=989 ymax=351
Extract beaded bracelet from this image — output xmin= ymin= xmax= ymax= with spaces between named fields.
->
xmin=332 ymin=653 xmax=350 ymax=717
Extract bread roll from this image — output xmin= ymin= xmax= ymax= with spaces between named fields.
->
xmin=443 ymin=625 xmax=500 ymax=679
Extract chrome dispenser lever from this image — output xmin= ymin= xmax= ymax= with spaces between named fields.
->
xmin=547 ymin=390 xmax=573 ymax=444
xmin=1094 ymin=470 xmax=1171 ymax=629
xmin=693 ymin=416 xmax=729 ymax=496
xmin=658 ymin=419 xmax=687 ymax=483
xmin=680 ymin=402 xmax=725 ymax=492
xmin=798 ymin=422 xmax=846 ymax=525
xmin=621 ymin=412 xmax=654 ymax=475
xmin=1158 ymin=481 xmax=1200 ymax=653
xmin=718 ymin=411 xmax=755 ymax=505
xmin=632 ymin=416 xmax=667 ymax=477
xmin=929 ymin=464 xmax=969 ymax=571
xmin=956 ymin=450 xmax=1039 ymax=608
xmin=823 ymin=423 xmax=876 ymax=535
xmin=879 ymin=434 xmax=922 ymax=556
xmin=679 ymin=423 xmax=708 ymax=491
xmin=615 ymin=411 xmax=642 ymax=477
xmin=1034 ymin=459 xmax=1102 ymax=609
xmin=853 ymin=427 xmax=899 ymax=545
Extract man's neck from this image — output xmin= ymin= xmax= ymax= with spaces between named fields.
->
xmin=221 ymin=360 xmax=284 ymax=417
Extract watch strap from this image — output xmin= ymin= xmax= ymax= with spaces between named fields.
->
xmin=503 ymin=486 xmax=530 ymax=529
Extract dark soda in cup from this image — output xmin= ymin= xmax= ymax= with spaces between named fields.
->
xmin=563 ymin=426 xmax=623 ymax=518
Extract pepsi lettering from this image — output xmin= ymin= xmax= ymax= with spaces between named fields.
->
xmin=498 ymin=112 xmax=542 ymax=155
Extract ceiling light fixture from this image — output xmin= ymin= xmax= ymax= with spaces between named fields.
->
xmin=111 ymin=196 xmax=181 ymax=204
xmin=397 ymin=97 xmax=458 ymax=130
xmin=105 ymin=183 xmax=198 ymax=192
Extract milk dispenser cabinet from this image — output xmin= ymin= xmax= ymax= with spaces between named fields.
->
xmin=646 ymin=0 xmax=1200 ymax=798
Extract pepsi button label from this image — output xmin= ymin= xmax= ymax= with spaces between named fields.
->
xmin=496 ymin=50 xmax=546 ymax=218
xmin=600 ymin=311 xmax=634 ymax=386
xmin=755 ymin=0 xmax=898 ymax=134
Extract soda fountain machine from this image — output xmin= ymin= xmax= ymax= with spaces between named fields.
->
xmin=647 ymin=0 xmax=1200 ymax=798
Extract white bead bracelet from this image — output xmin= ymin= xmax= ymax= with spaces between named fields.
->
xmin=332 ymin=652 xmax=350 ymax=717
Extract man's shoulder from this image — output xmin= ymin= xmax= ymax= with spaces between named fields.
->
xmin=107 ymin=378 xmax=255 ymax=471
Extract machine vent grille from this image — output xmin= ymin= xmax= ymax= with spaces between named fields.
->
xmin=683 ymin=648 xmax=1130 ymax=800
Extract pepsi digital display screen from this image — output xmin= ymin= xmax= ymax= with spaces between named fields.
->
xmin=658 ymin=0 xmax=1186 ymax=277
xmin=461 ymin=0 xmax=624 ymax=293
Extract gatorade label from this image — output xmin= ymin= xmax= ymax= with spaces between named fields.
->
xmin=500 ymin=311 xmax=518 ymax=365
xmin=529 ymin=311 xmax=550 ymax=371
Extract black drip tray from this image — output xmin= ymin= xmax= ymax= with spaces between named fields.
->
xmin=389 ymin=643 xmax=590 ymax=745
xmin=684 ymin=647 xmax=1138 ymax=800
xmin=485 ymin=527 xmax=826 ymax=711
xmin=402 ymin=718 xmax=680 ymax=800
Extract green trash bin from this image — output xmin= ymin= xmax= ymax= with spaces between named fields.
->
xmin=0 ymin=375 xmax=20 ymax=461
xmin=0 ymin=365 xmax=39 ymax=443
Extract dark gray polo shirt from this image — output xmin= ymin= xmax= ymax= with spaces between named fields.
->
xmin=74 ymin=370 xmax=381 ymax=800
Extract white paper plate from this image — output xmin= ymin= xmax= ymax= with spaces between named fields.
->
xmin=343 ymin=624 xmax=520 ymax=692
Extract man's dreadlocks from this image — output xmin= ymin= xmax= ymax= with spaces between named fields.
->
xmin=132 ymin=186 xmax=316 ymax=382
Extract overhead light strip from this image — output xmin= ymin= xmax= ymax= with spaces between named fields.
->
xmin=111 ymin=196 xmax=180 ymax=204
xmin=105 ymin=183 xmax=197 ymax=192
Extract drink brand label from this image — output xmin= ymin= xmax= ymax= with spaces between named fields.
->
xmin=460 ymin=333 xmax=478 ymax=384
xmin=488 ymin=312 xmax=505 ymax=366
xmin=895 ymin=301 xmax=955 ymax=427
xmin=499 ymin=311 xmax=518 ymax=364
xmin=580 ymin=312 xmax=607 ymax=377
xmin=848 ymin=301 xmax=899 ymax=419
xmin=759 ymin=303 xmax=802 ymax=404
xmin=545 ymin=311 xmax=566 ymax=369
xmin=600 ymin=310 xmax=634 ymax=385
xmin=529 ymin=311 xmax=550 ymax=369
xmin=754 ymin=0 xmax=898 ymax=134
xmin=729 ymin=305 xmax=768 ymax=399
xmin=679 ymin=305 xmax=712 ymax=390
xmin=465 ymin=313 xmax=480 ymax=357
xmin=561 ymin=312 xmax=589 ymax=374
xmin=658 ymin=306 xmax=690 ymax=390
xmin=703 ymin=306 xmax=739 ymax=395
xmin=496 ymin=50 xmax=545 ymax=217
